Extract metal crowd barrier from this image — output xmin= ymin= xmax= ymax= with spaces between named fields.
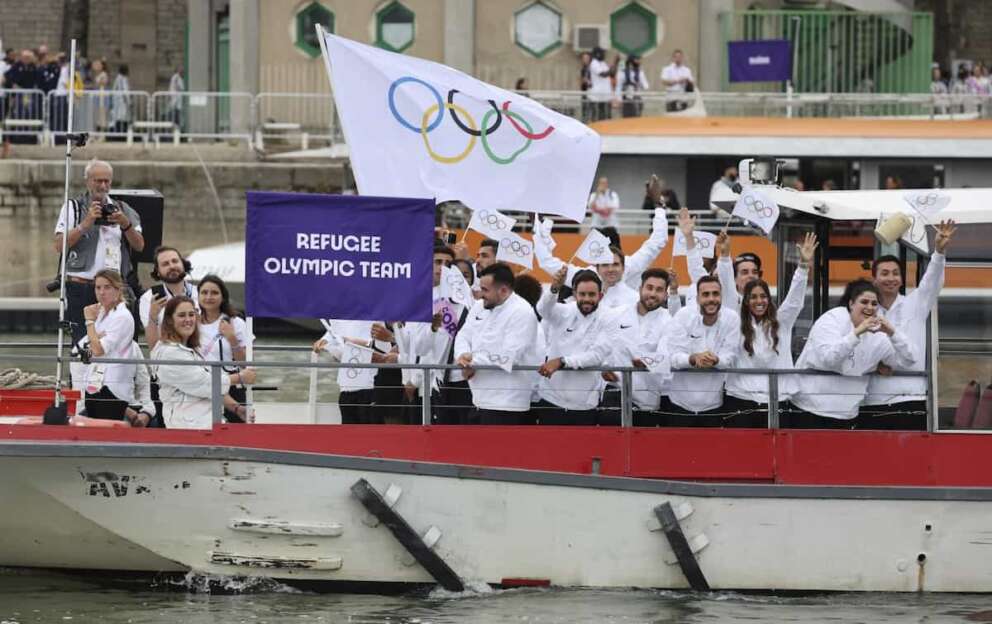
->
xmin=5 ymin=89 xmax=989 ymax=150
xmin=0 ymin=88 xmax=47 ymax=143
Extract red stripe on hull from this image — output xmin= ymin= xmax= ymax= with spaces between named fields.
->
xmin=2 ymin=424 xmax=990 ymax=488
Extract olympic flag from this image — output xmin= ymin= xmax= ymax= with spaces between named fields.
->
xmin=467 ymin=207 xmax=516 ymax=239
xmin=672 ymin=229 xmax=717 ymax=258
xmin=319 ymin=30 xmax=601 ymax=223
xmin=495 ymin=231 xmax=535 ymax=269
xmin=573 ymin=228 xmax=612 ymax=265
xmin=731 ymin=185 xmax=780 ymax=235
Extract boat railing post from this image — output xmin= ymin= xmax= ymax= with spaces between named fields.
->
xmin=620 ymin=369 xmax=633 ymax=428
xmin=211 ymin=364 xmax=224 ymax=425
xmin=767 ymin=371 xmax=780 ymax=429
xmin=420 ymin=366 xmax=432 ymax=426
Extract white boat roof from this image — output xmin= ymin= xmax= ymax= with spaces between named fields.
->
xmin=188 ymin=242 xmax=245 ymax=283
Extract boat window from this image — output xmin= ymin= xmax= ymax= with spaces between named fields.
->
xmin=935 ymin=264 xmax=992 ymax=431
xmin=927 ymin=224 xmax=992 ymax=264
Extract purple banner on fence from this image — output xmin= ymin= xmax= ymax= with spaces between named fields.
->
xmin=245 ymin=191 xmax=434 ymax=322
xmin=728 ymin=40 xmax=792 ymax=83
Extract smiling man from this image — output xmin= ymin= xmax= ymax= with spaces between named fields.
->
xmin=533 ymin=268 xmax=614 ymax=425
xmin=667 ymin=275 xmax=741 ymax=424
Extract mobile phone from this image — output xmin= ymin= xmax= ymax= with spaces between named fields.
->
xmin=152 ymin=284 xmax=167 ymax=298
xmin=444 ymin=231 xmax=457 ymax=245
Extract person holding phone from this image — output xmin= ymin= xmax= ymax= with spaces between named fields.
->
xmin=197 ymin=274 xmax=254 ymax=423
xmin=139 ymin=246 xmax=198 ymax=350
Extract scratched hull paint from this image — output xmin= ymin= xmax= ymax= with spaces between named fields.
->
xmin=1 ymin=451 xmax=991 ymax=592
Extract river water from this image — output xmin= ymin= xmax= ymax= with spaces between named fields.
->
xmin=1 ymin=569 xmax=990 ymax=623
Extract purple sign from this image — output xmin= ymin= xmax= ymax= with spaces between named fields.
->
xmin=245 ymin=191 xmax=434 ymax=322
xmin=728 ymin=40 xmax=792 ymax=83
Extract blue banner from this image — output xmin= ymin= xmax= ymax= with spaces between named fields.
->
xmin=728 ymin=40 xmax=792 ymax=83
xmin=245 ymin=191 xmax=434 ymax=322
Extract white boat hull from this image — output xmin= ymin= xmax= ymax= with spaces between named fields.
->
xmin=1 ymin=443 xmax=990 ymax=592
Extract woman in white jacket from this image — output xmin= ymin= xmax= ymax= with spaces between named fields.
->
xmin=724 ymin=233 xmax=817 ymax=427
xmin=790 ymin=279 xmax=916 ymax=428
xmin=151 ymin=296 xmax=255 ymax=429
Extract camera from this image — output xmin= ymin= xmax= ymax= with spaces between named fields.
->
xmin=737 ymin=157 xmax=782 ymax=187
xmin=94 ymin=201 xmax=118 ymax=226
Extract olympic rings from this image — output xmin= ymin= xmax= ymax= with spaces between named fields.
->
xmin=743 ymin=195 xmax=775 ymax=218
xmin=388 ymin=76 xmax=554 ymax=165
xmin=587 ymin=240 xmax=607 ymax=258
xmin=478 ymin=209 xmax=510 ymax=230
xmin=448 ymin=89 xmax=502 ymax=136
xmin=345 ymin=354 xmax=363 ymax=379
xmin=421 ymin=103 xmax=477 ymax=164
xmin=482 ymin=350 xmax=510 ymax=365
xmin=911 ymin=192 xmax=939 ymax=207
xmin=694 ymin=236 xmax=711 ymax=249
xmin=501 ymin=101 xmax=555 ymax=139
xmin=480 ymin=108 xmax=531 ymax=165
xmin=389 ymin=77 xmax=444 ymax=133
xmin=500 ymin=237 xmax=531 ymax=257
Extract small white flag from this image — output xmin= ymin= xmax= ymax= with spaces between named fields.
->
xmin=574 ymin=229 xmax=613 ymax=265
xmin=537 ymin=217 xmax=557 ymax=252
xmin=636 ymin=351 xmax=672 ymax=379
xmin=732 ymin=185 xmax=780 ymax=235
xmin=477 ymin=348 xmax=514 ymax=373
xmin=902 ymin=191 xmax=950 ymax=222
xmin=341 ymin=342 xmax=376 ymax=387
xmin=467 ymin=207 xmax=517 ymax=240
xmin=672 ymin=230 xmax=717 ymax=259
xmin=495 ymin=231 xmax=534 ymax=269
xmin=439 ymin=264 xmax=473 ymax=307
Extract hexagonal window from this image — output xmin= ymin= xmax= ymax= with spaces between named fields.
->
xmin=610 ymin=2 xmax=657 ymax=57
xmin=376 ymin=2 xmax=416 ymax=53
xmin=295 ymin=1 xmax=334 ymax=58
xmin=514 ymin=1 xmax=563 ymax=58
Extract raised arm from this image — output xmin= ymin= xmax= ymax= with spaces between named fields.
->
xmin=533 ymin=218 xmax=578 ymax=284
xmin=779 ymin=233 xmax=817 ymax=327
xmin=906 ymin=220 xmax=954 ymax=315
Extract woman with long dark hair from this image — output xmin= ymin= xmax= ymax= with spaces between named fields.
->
xmin=197 ymin=274 xmax=253 ymax=422
xmin=724 ymin=233 xmax=817 ymax=427
xmin=152 ymin=296 xmax=255 ymax=429
xmin=790 ymin=278 xmax=915 ymax=428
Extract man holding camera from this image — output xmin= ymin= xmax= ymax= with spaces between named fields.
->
xmin=54 ymin=159 xmax=144 ymax=346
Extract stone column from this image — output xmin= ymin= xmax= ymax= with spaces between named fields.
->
xmin=229 ymin=0 xmax=259 ymax=136
xmin=444 ymin=0 xmax=475 ymax=74
xmin=698 ymin=0 xmax=733 ymax=92
xmin=187 ymin=0 xmax=212 ymax=93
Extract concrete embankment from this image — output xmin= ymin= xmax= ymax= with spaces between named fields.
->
xmin=0 ymin=144 xmax=350 ymax=219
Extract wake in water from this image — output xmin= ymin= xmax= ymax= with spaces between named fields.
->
xmin=155 ymin=571 xmax=304 ymax=594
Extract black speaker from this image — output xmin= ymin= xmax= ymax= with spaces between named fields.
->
xmin=109 ymin=189 xmax=163 ymax=264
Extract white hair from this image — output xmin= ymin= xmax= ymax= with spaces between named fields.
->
xmin=83 ymin=159 xmax=113 ymax=180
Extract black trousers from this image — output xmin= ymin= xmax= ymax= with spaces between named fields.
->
xmin=779 ymin=407 xmax=857 ymax=430
xmin=657 ymin=396 xmax=729 ymax=427
xmin=373 ymin=368 xmax=404 ymax=424
xmin=85 ymin=386 xmax=128 ymax=421
xmin=475 ymin=408 xmax=527 ymax=425
xmin=721 ymin=395 xmax=771 ymax=428
xmin=66 ymin=280 xmax=97 ymax=346
xmin=339 ymin=388 xmax=375 ymax=424
xmin=435 ymin=379 xmax=473 ymax=425
xmin=856 ymin=401 xmax=927 ymax=431
xmin=533 ymin=399 xmax=596 ymax=426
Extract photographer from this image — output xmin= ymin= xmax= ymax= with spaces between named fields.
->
xmin=54 ymin=159 xmax=144 ymax=347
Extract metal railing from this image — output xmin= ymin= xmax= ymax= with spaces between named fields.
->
xmin=4 ymin=89 xmax=991 ymax=150
xmin=1 ymin=348 xmax=931 ymax=431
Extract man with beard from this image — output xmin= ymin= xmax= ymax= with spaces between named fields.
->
xmin=532 ymin=268 xmax=613 ymax=425
xmin=666 ymin=275 xmax=740 ymax=425
xmin=862 ymin=220 xmax=956 ymax=429
xmin=606 ymin=268 xmax=676 ymax=426
xmin=139 ymin=246 xmax=197 ymax=350
xmin=54 ymin=159 xmax=144 ymax=346
xmin=455 ymin=263 xmax=539 ymax=424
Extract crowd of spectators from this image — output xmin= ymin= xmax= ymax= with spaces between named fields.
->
xmin=576 ymin=47 xmax=695 ymax=121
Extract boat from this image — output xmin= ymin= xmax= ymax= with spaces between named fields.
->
xmin=1 ymin=186 xmax=990 ymax=593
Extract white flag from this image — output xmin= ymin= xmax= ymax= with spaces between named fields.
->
xmin=319 ymin=31 xmax=601 ymax=223
xmin=574 ymin=229 xmax=612 ymax=265
xmin=902 ymin=191 xmax=950 ymax=222
xmin=439 ymin=264 xmax=473 ymax=307
xmin=467 ymin=207 xmax=516 ymax=239
xmin=636 ymin=351 xmax=672 ymax=379
xmin=732 ymin=186 xmax=780 ymax=235
xmin=476 ymin=348 xmax=514 ymax=373
xmin=537 ymin=217 xmax=557 ymax=252
xmin=672 ymin=230 xmax=717 ymax=258
xmin=341 ymin=342 xmax=376 ymax=387
xmin=495 ymin=231 xmax=534 ymax=269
